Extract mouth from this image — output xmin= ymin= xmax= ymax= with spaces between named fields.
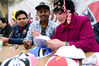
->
xmin=58 ymin=19 xmax=63 ymax=22
xmin=41 ymin=16 xmax=47 ymax=20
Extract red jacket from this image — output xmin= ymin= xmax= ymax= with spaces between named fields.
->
xmin=51 ymin=13 xmax=99 ymax=52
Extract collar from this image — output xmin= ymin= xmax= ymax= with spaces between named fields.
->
xmin=17 ymin=22 xmax=29 ymax=28
xmin=38 ymin=19 xmax=52 ymax=27
xmin=60 ymin=13 xmax=77 ymax=32
xmin=17 ymin=22 xmax=29 ymax=32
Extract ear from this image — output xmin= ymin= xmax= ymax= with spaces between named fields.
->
xmin=37 ymin=11 xmax=39 ymax=15
xmin=37 ymin=11 xmax=40 ymax=17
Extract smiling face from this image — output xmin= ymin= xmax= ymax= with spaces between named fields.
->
xmin=37 ymin=7 xmax=50 ymax=22
xmin=55 ymin=12 xmax=67 ymax=24
xmin=16 ymin=14 xmax=28 ymax=27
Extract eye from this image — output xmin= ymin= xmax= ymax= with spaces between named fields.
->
xmin=58 ymin=12 xmax=62 ymax=14
xmin=17 ymin=18 xmax=21 ymax=20
xmin=23 ymin=17 xmax=26 ymax=20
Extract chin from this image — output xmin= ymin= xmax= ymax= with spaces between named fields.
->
xmin=59 ymin=21 xmax=64 ymax=24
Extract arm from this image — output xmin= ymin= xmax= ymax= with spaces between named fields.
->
xmin=23 ymin=23 xmax=36 ymax=49
xmin=8 ymin=24 xmax=30 ymax=44
xmin=9 ymin=38 xmax=23 ymax=44
xmin=68 ymin=17 xmax=97 ymax=52
xmin=9 ymin=26 xmax=25 ymax=44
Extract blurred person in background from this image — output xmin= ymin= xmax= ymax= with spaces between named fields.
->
xmin=0 ymin=18 xmax=12 ymax=38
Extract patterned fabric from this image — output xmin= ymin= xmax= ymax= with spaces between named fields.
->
xmin=9 ymin=23 xmax=30 ymax=44
xmin=25 ymin=20 xmax=57 ymax=43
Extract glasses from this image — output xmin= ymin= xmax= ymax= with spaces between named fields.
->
xmin=17 ymin=17 xmax=27 ymax=20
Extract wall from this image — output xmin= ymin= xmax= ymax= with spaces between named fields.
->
xmin=0 ymin=2 xmax=8 ymax=18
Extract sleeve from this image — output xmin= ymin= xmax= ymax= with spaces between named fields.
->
xmin=9 ymin=38 xmax=23 ymax=44
xmin=8 ymin=24 xmax=30 ymax=44
xmin=8 ymin=26 xmax=23 ymax=44
xmin=68 ymin=17 xmax=97 ymax=52
xmin=10 ymin=26 xmax=16 ymax=38
xmin=93 ymin=24 xmax=99 ymax=44
xmin=24 ymin=23 xmax=34 ymax=41
xmin=3 ymin=26 xmax=13 ymax=38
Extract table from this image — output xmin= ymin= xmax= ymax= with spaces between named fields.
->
xmin=0 ymin=45 xmax=94 ymax=66
xmin=0 ymin=45 xmax=29 ymax=63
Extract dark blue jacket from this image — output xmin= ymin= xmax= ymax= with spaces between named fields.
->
xmin=9 ymin=23 xmax=30 ymax=44
xmin=93 ymin=22 xmax=99 ymax=44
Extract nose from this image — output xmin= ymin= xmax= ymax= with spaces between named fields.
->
xmin=20 ymin=19 xmax=24 ymax=22
xmin=56 ymin=14 xmax=61 ymax=19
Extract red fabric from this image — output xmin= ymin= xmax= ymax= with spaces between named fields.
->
xmin=47 ymin=56 xmax=68 ymax=66
xmin=51 ymin=13 xmax=99 ymax=52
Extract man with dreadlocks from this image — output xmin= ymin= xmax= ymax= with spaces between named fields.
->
xmin=46 ymin=0 xmax=99 ymax=52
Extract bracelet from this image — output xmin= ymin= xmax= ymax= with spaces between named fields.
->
xmin=64 ymin=41 xmax=69 ymax=46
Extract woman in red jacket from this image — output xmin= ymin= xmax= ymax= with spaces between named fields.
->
xmin=46 ymin=0 xmax=99 ymax=52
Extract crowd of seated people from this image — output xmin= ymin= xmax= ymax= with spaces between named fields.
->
xmin=0 ymin=0 xmax=99 ymax=53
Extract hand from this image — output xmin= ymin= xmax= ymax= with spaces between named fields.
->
xmin=0 ymin=37 xmax=9 ymax=44
xmin=23 ymin=40 xmax=32 ymax=49
xmin=32 ymin=30 xmax=42 ymax=38
xmin=46 ymin=39 xmax=65 ymax=49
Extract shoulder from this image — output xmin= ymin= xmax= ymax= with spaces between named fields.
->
xmin=56 ymin=24 xmax=62 ymax=30
xmin=27 ymin=23 xmax=30 ymax=27
xmin=29 ymin=20 xmax=40 ymax=27
xmin=72 ymin=13 xmax=91 ymax=26
xmin=48 ymin=20 xmax=58 ymax=27
xmin=6 ymin=25 xmax=12 ymax=29
xmin=76 ymin=14 xmax=90 ymax=23
xmin=13 ymin=24 xmax=18 ymax=29
xmin=31 ymin=20 xmax=40 ymax=25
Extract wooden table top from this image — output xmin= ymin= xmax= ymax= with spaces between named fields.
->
xmin=0 ymin=45 xmax=94 ymax=66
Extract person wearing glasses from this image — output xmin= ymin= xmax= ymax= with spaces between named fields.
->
xmin=1 ymin=10 xmax=30 ymax=45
